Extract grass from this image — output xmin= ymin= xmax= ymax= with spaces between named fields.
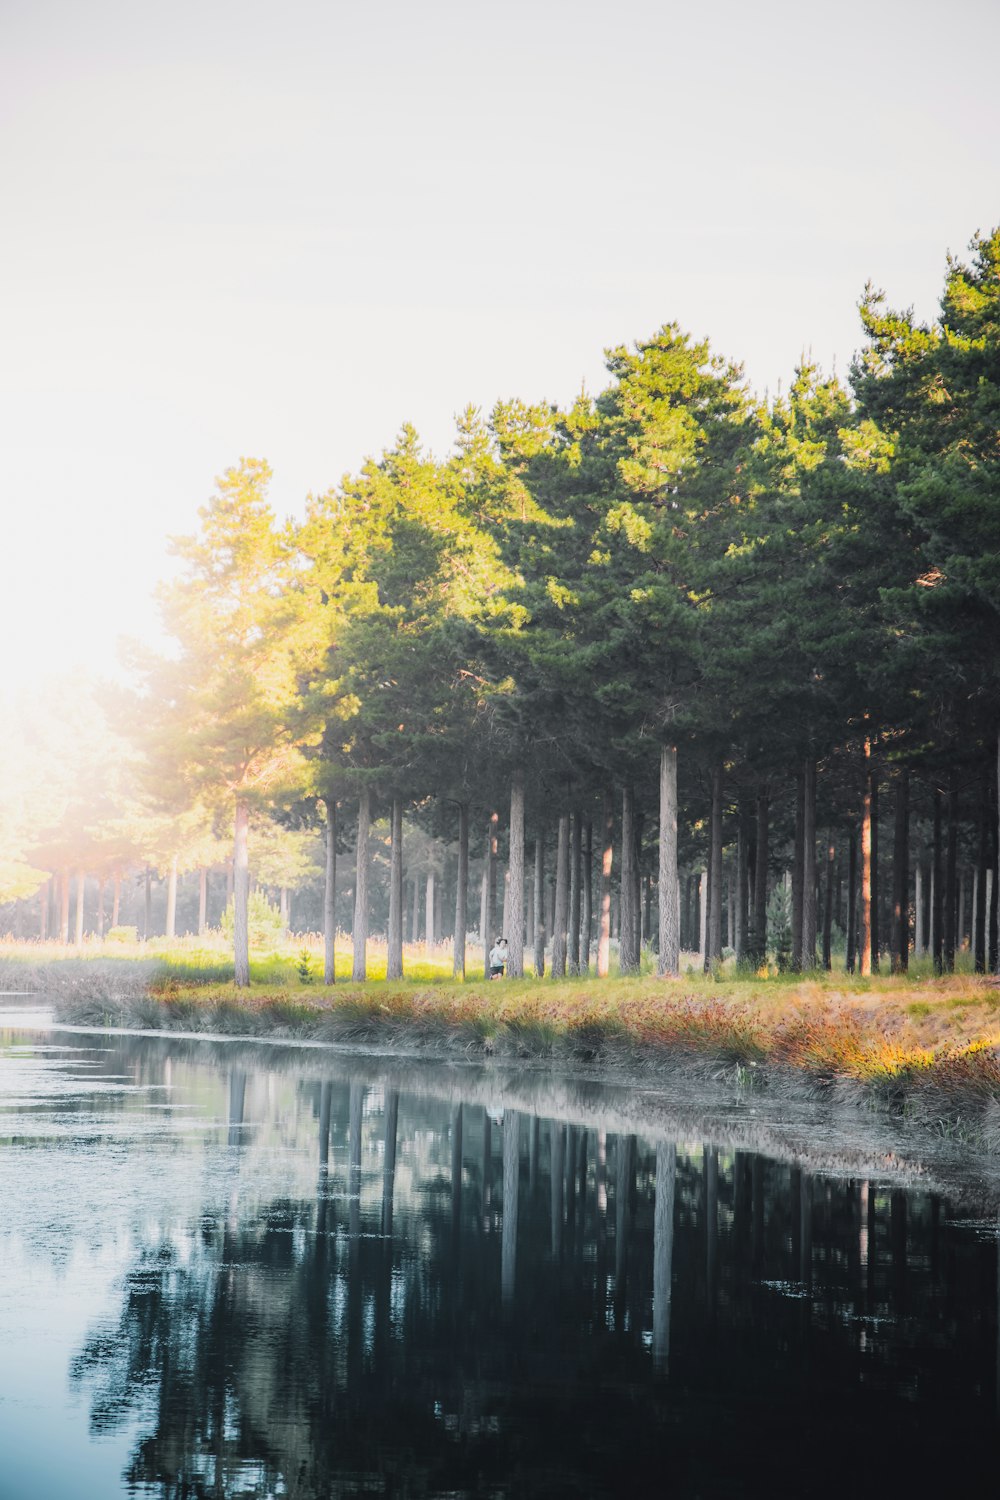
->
xmin=7 ymin=931 xmax=1000 ymax=1149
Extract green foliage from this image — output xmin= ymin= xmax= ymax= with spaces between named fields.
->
xmin=106 ymin=925 xmax=138 ymax=944
xmin=220 ymin=891 xmax=285 ymax=950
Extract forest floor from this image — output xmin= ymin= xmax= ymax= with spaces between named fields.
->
xmin=5 ymin=937 xmax=1000 ymax=1152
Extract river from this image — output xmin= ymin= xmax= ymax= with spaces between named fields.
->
xmin=0 ymin=998 xmax=997 ymax=1497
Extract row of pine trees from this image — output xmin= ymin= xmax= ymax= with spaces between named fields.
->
xmin=17 ymin=228 xmax=1000 ymax=985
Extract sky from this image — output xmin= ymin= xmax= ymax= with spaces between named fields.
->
xmin=2 ymin=0 xmax=998 ymax=701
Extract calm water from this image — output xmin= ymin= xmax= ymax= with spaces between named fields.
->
xmin=1 ymin=1002 xmax=998 ymax=1498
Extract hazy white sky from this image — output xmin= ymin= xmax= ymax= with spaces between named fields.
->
xmin=2 ymin=0 xmax=998 ymax=697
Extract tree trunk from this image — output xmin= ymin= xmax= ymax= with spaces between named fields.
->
xmin=483 ymin=812 xmax=499 ymax=976
xmin=425 ymin=871 xmax=435 ymax=954
xmin=891 ymin=768 xmax=909 ymax=973
xmin=166 ymin=855 xmax=178 ymax=941
xmin=453 ymin=802 xmax=469 ymax=980
xmin=976 ymin=772 xmax=988 ymax=973
xmin=144 ymin=866 xmax=152 ymax=941
xmin=792 ymin=766 xmax=805 ymax=970
xmin=802 ymin=759 xmax=817 ymax=968
xmin=112 ymin=870 xmax=121 ymax=930
xmin=752 ymin=787 xmax=769 ymax=967
xmin=932 ymin=784 xmax=943 ymax=975
xmin=658 ymin=744 xmax=680 ymax=977
xmin=323 ymin=800 xmax=337 ymax=983
xmin=352 ymin=787 xmax=370 ymax=981
xmin=279 ymin=884 xmax=289 ymax=933
xmin=734 ymin=811 xmax=746 ymax=964
xmin=387 ymin=797 xmax=404 ymax=980
xmin=620 ymin=786 xmax=639 ymax=975
xmin=822 ymin=836 xmax=835 ymax=970
xmin=568 ymin=811 xmax=581 ymax=975
xmin=581 ymin=818 xmax=593 ymax=974
xmin=860 ymin=740 xmax=873 ymax=978
xmin=198 ymin=866 xmax=208 ymax=936
xmin=234 ymin=799 xmax=250 ymax=987
xmin=97 ymin=876 xmax=105 ymax=940
xmin=846 ymin=829 xmax=857 ymax=973
xmin=552 ymin=813 xmax=569 ymax=977
xmin=39 ymin=882 xmax=48 ymax=942
xmin=707 ymin=762 xmax=723 ymax=969
xmin=533 ymin=832 xmax=546 ymax=977
xmin=870 ymin=762 xmax=880 ymax=971
xmin=989 ymin=762 xmax=999 ymax=973
xmin=915 ymin=862 xmax=925 ymax=957
xmin=508 ymin=771 xmax=525 ymax=978
xmin=699 ymin=869 xmax=708 ymax=960
xmin=633 ymin=810 xmax=644 ymax=959
xmin=944 ymin=769 xmax=958 ymax=973
xmin=597 ymin=791 xmax=614 ymax=978
xmin=73 ymin=869 xmax=85 ymax=946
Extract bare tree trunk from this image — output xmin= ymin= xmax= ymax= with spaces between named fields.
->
xmin=932 ymin=784 xmax=943 ymax=974
xmin=846 ymin=830 xmax=857 ymax=973
xmin=533 ymin=832 xmax=546 ymax=977
xmin=734 ymin=811 xmax=746 ymax=964
xmin=658 ymin=744 xmax=680 ymax=977
xmin=234 ymin=799 xmax=250 ymax=987
xmin=620 ymin=786 xmax=639 ymax=974
xmin=97 ymin=876 xmax=105 ymax=941
xmin=944 ymin=769 xmax=958 ymax=973
xmin=425 ymin=871 xmax=435 ymax=955
xmin=198 ymin=867 xmax=208 ymax=936
xmin=166 ymin=855 xmax=178 ymax=941
xmin=352 ymin=787 xmax=370 ymax=981
xmin=976 ymin=772 xmax=988 ymax=973
xmin=39 ymin=882 xmax=48 ymax=942
xmin=860 ymin=740 xmax=873 ymax=978
xmin=568 ymin=811 xmax=581 ymax=975
xmin=552 ymin=813 xmax=569 ymax=977
xmin=792 ymin=765 xmax=805 ymax=970
xmin=707 ymin=762 xmax=723 ymax=969
xmin=58 ymin=870 xmax=70 ymax=936
xmin=323 ymin=799 xmax=337 ymax=984
xmin=387 ymin=797 xmax=404 ymax=980
xmin=112 ymin=870 xmax=121 ymax=931
xmin=279 ymin=885 xmax=289 ymax=933
xmin=484 ymin=812 xmax=499 ymax=977
xmin=802 ymin=758 xmax=817 ymax=968
xmin=74 ymin=869 xmax=85 ymax=946
xmin=508 ymin=771 xmax=525 ymax=978
xmin=891 ymin=768 xmax=909 ymax=974
xmin=454 ymin=802 xmax=468 ymax=980
xmin=752 ymin=787 xmax=769 ymax=967
xmin=581 ymin=818 xmax=593 ymax=974
xmin=144 ymin=867 xmax=152 ymax=941
xmin=597 ymin=791 xmax=614 ymax=978
xmin=915 ymin=862 xmax=925 ymax=958
xmin=870 ymin=762 xmax=880 ymax=971
xmin=822 ymin=836 xmax=835 ymax=970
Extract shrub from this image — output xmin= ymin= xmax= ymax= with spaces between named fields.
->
xmin=106 ymin=926 xmax=138 ymax=944
xmin=219 ymin=891 xmax=284 ymax=950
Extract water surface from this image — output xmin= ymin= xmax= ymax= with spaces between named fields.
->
xmin=0 ymin=1002 xmax=997 ymax=1497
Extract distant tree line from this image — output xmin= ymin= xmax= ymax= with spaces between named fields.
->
xmin=4 ymin=227 xmax=999 ymax=985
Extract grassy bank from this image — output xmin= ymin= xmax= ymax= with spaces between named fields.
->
xmin=16 ymin=934 xmax=999 ymax=1151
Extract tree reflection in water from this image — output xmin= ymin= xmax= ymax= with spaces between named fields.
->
xmin=68 ymin=1056 xmax=1000 ymax=1499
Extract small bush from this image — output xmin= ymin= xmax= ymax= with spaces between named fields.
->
xmin=106 ymin=926 xmax=138 ymax=944
xmin=219 ymin=892 xmax=284 ymax=950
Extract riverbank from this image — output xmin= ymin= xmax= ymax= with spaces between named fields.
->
xmin=40 ymin=962 xmax=1000 ymax=1153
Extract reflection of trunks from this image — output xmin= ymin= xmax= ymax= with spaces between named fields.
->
xmin=490 ymin=965 xmax=505 ymax=979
